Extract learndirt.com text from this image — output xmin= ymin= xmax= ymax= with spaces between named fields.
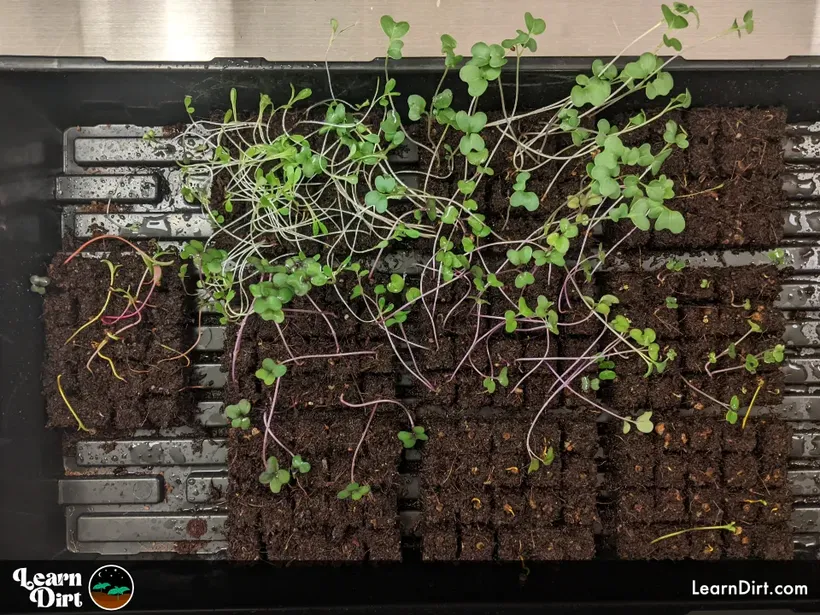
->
xmin=693 ymin=580 xmax=808 ymax=597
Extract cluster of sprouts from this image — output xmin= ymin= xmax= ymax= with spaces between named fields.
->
xmin=170 ymin=5 xmax=759 ymax=494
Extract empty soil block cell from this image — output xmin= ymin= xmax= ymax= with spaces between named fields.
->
xmin=42 ymin=246 xmax=194 ymax=431
xmin=225 ymin=408 xmax=404 ymax=561
xmin=610 ymin=417 xmax=793 ymax=560
xmin=420 ymin=418 xmax=598 ymax=560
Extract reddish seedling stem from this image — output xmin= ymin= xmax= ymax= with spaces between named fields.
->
xmin=102 ymin=268 xmax=160 ymax=325
xmin=262 ymin=378 xmax=296 ymax=465
xmin=307 ymin=294 xmax=340 ymax=353
xmin=339 ymin=394 xmax=416 ymax=429
xmin=231 ymin=313 xmax=252 ymax=383
xmin=63 ymin=234 xmax=149 ymax=265
xmin=349 ymin=403 xmax=378 ymax=484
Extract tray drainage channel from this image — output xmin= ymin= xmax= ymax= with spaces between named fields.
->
xmin=54 ymin=121 xmax=820 ymax=557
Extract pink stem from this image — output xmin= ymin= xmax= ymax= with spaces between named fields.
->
xmin=350 ymin=403 xmax=378 ymax=484
xmin=339 ymin=394 xmax=415 ymax=428
xmin=525 ymin=329 xmax=607 ymax=460
xmin=262 ymin=378 xmax=295 ymax=465
xmin=102 ymin=266 xmax=159 ymax=325
xmin=680 ymin=375 xmax=731 ymax=411
xmin=281 ymin=350 xmax=376 ymax=365
xmin=231 ymin=313 xmax=251 ymax=384
xmin=307 ymin=294 xmax=340 ymax=353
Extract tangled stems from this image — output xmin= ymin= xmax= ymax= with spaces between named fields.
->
xmin=65 ymin=259 xmax=119 ymax=345
xmin=177 ymin=7 xmax=755 ymax=484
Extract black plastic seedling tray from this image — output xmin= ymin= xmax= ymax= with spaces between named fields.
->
xmin=2 ymin=56 xmax=820 ymax=612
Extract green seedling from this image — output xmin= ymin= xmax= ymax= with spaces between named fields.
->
xmin=527 ymin=445 xmax=555 ymax=474
xmin=665 ymin=258 xmax=686 ymax=272
xmin=337 ymin=482 xmax=371 ymax=500
xmin=744 ymin=354 xmax=759 ymax=374
xmin=291 ymin=455 xmax=312 ymax=475
xmin=225 ymin=399 xmax=251 ymax=429
xmin=29 ymin=274 xmax=50 ymax=295
xmin=590 ymin=294 xmax=619 ymax=317
xmin=501 ymin=11 xmax=546 ymax=52
xmin=729 ymin=9 xmax=754 ymax=37
xmin=387 ymin=273 xmax=405 ymax=294
xmin=259 ymin=456 xmax=291 ymax=493
xmin=380 ymin=15 xmax=410 ymax=60
xmin=767 ymin=248 xmax=786 ymax=266
xmin=581 ymin=376 xmax=600 ymax=392
xmin=700 ymin=279 xmax=710 ymax=289
xmin=622 ymin=410 xmax=654 ymax=434
xmin=726 ymin=395 xmax=740 ymax=424
xmin=629 ymin=328 xmax=667 ymax=375
xmin=665 ymin=296 xmax=679 ymax=309
xmin=651 ymin=521 xmax=739 ymax=545
xmin=763 ymin=344 xmax=785 ymax=364
xmin=483 ymin=367 xmax=509 ymax=394
xmin=255 ymin=358 xmax=287 ymax=386
xmin=544 ymin=218 xmax=579 ymax=267
xmin=453 ymin=110 xmax=491 ymax=172
xmin=597 ymin=358 xmax=618 ymax=382
xmin=510 ymin=171 xmax=539 ymax=211
xmin=460 ymin=43 xmax=508 ymax=98
xmin=611 ymin=314 xmax=631 ymax=334
xmin=365 ymin=174 xmax=404 ymax=213
xmin=397 ymin=425 xmax=428 ymax=448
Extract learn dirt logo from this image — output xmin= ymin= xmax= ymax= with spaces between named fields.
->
xmin=88 ymin=565 xmax=134 ymax=611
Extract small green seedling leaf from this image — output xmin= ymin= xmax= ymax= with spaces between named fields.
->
xmin=744 ymin=354 xmax=760 ymax=374
xmin=291 ymin=455 xmax=312 ymax=474
xmin=255 ymin=358 xmax=287 ymax=386
xmin=397 ymin=425 xmax=428 ymax=449
xmin=337 ymin=482 xmax=371 ymax=500
xmin=635 ymin=411 xmax=654 ymax=434
xmin=258 ymin=456 xmax=291 ymax=493
xmin=767 ymin=248 xmax=786 ymax=266
xmin=387 ymin=273 xmax=405 ymax=293
xmin=407 ymin=94 xmax=426 ymax=121
xmin=225 ymin=399 xmax=251 ymax=430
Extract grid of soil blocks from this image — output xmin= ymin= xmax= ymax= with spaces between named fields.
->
xmin=610 ymin=416 xmax=793 ymax=560
xmin=221 ymin=106 xmax=794 ymax=562
xmin=599 ymin=107 xmax=792 ymax=559
xmin=419 ymin=417 xmax=598 ymax=561
xmin=42 ymin=246 xmax=193 ymax=431
xmin=599 ymin=109 xmax=790 ymax=454
xmin=224 ymin=298 xmax=404 ymax=562
xmin=605 ymin=107 xmax=787 ymax=251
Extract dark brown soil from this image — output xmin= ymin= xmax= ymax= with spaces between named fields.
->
xmin=419 ymin=417 xmax=598 ymax=560
xmin=611 ymin=417 xmax=792 ymax=560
